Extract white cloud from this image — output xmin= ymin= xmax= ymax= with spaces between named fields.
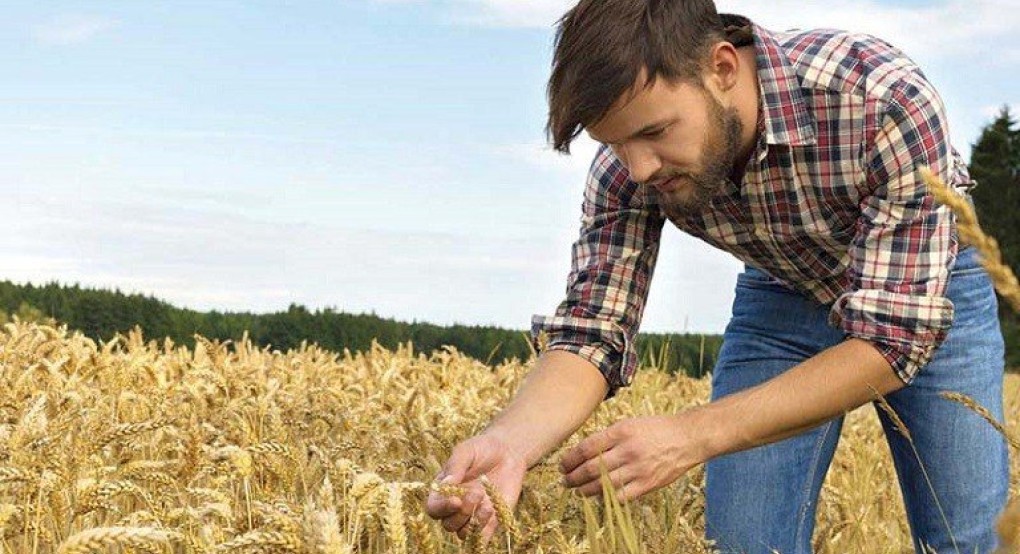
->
xmin=30 ymin=14 xmax=118 ymax=45
xmin=439 ymin=0 xmax=1018 ymax=66
xmin=980 ymin=103 xmax=1020 ymax=120
xmin=489 ymin=134 xmax=601 ymax=190
xmin=445 ymin=0 xmax=574 ymax=28
xmin=0 ymin=182 xmax=738 ymax=333
xmin=721 ymin=0 xmax=1019 ymax=65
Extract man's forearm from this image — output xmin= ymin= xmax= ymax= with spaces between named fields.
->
xmin=695 ymin=337 xmax=906 ymax=460
xmin=482 ymin=349 xmax=608 ymax=468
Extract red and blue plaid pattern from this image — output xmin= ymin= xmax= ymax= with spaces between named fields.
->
xmin=531 ymin=14 xmax=975 ymax=399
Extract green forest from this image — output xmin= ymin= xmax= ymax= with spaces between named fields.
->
xmin=0 ymin=284 xmax=723 ymax=380
xmin=970 ymin=106 xmax=1020 ymax=368
xmin=2 ymin=107 xmax=1018 ymax=373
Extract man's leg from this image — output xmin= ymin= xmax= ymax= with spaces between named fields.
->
xmin=705 ymin=267 xmax=846 ymax=554
xmin=874 ymin=246 xmax=1010 ymax=554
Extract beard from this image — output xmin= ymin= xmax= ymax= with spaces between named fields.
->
xmin=656 ymin=91 xmax=744 ymax=220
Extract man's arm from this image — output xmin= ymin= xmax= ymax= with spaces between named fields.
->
xmin=701 ymin=72 xmax=958 ymax=460
xmin=692 ymin=337 xmax=904 ymax=460
xmin=425 ymin=144 xmax=663 ymax=538
xmin=483 ymin=350 xmax=608 ymax=468
xmin=558 ymin=336 xmax=906 ymax=500
xmin=829 ymin=72 xmax=960 ymax=384
xmin=530 ymin=143 xmax=666 ymax=402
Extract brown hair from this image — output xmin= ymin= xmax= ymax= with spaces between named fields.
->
xmin=546 ymin=0 xmax=725 ymax=154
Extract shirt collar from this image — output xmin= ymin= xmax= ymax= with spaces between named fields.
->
xmin=722 ymin=14 xmax=817 ymax=151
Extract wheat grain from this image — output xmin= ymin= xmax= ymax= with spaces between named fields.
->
xmin=480 ymin=474 xmax=520 ymax=544
xmin=384 ymin=485 xmax=408 ymax=554
xmin=56 ymin=526 xmax=176 ymax=554
xmin=91 ymin=419 xmax=170 ymax=452
xmin=408 ymin=513 xmax=438 ymax=554
xmin=871 ymin=387 xmax=911 ymax=441
xmin=214 ymin=529 xmax=301 ymax=552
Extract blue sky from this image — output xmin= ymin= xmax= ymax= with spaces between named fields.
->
xmin=2 ymin=1 xmax=1017 ymax=334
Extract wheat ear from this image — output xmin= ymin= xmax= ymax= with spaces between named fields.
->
xmin=480 ymin=474 xmax=520 ymax=545
xmin=939 ymin=391 xmax=1020 ymax=450
xmin=56 ymin=527 xmax=177 ymax=554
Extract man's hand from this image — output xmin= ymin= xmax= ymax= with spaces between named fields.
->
xmin=424 ymin=433 xmax=528 ymax=546
xmin=559 ymin=414 xmax=708 ymax=502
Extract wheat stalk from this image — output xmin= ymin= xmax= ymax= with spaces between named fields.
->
xmin=994 ymin=498 xmax=1020 ymax=554
xmin=920 ymin=165 xmax=1020 ymax=553
xmin=939 ymin=391 xmax=1020 ymax=450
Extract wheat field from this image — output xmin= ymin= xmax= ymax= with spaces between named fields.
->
xmin=0 ymin=316 xmax=1016 ymax=554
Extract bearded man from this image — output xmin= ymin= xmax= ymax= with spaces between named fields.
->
xmin=425 ymin=2 xmax=1009 ymax=552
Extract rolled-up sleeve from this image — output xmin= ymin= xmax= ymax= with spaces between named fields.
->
xmin=530 ymin=145 xmax=665 ymax=400
xmin=828 ymin=73 xmax=964 ymax=384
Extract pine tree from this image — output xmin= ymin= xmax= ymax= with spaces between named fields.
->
xmin=969 ymin=105 xmax=1020 ymax=367
xmin=969 ymin=105 xmax=1020 ymax=284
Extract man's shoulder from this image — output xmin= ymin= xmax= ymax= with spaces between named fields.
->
xmin=774 ymin=26 xmax=927 ymax=103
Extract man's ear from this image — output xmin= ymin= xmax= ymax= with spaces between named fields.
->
xmin=704 ymin=41 xmax=740 ymax=94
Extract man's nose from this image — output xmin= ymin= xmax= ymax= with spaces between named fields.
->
xmin=616 ymin=143 xmax=661 ymax=185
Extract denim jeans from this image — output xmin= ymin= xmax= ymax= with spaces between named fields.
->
xmin=704 ymin=245 xmax=1010 ymax=554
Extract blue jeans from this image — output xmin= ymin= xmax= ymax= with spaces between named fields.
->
xmin=704 ymin=245 xmax=1010 ymax=554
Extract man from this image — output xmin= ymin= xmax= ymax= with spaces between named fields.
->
xmin=424 ymin=1 xmax=1009 ymax=552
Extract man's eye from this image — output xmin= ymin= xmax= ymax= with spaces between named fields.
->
xmin=643 ymin=128 xmax=666 ymax=138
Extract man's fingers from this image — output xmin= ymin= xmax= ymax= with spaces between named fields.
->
xmin=425 ymin=492 xmax=462 ymax=519
xmin=442 ymin=485 xmax=485 ymax=534
xmin=575 ymin=467 xmax=631 ymax=498
xmin=442 ymin=485 xmax=492 ymax=538
xmin=439 ymin=444 xmax=478 ymax=485
xmin=562 ymin=447 xmax=622 ymax=489
xmin=442 ymin=495 xmax=477 ymax=534
xmin=560 ymin=430 xmax=616 ymax=474
xmin=443 ymin=511 xmax=470 ymax=534
xmin=480 ymin=513 xmax=500 ymax=547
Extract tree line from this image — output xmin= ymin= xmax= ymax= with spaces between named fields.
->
xmin=0 ymin=284 xmax=723 ymax=379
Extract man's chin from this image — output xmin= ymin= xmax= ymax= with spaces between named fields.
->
xmin=659 ymin=191 xmax=710 ymax=218
xmin=662 ymin=201 xmax=708 ymax=219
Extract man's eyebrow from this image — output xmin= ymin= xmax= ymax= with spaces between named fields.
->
xmin=588 ymin=118 xmax=677 ymax=145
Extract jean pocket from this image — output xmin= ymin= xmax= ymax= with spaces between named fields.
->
xmin=950 ymin=245 xmax=983 ymax=276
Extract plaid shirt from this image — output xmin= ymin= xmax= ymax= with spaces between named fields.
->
xmin=530 ymin=14 xmax=975 ymax=400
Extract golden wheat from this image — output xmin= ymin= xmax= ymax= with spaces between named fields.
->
xmin=56 ymin=526 xmax=177 ymax=554
xmin=0 ymin=308 xmax=1017 ymax=552
xmin=480 ymin=473 xmax=521 ymax=545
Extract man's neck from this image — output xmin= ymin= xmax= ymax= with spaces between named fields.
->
xmin=729 ymin=45 xmax=762 ymax=184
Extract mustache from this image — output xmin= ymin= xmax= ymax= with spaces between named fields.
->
xmin=647 ymin=172 xmax=693 ymax=187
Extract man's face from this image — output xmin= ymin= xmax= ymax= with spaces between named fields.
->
xmin=586 ymin=67 xmax=744 ymax=218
